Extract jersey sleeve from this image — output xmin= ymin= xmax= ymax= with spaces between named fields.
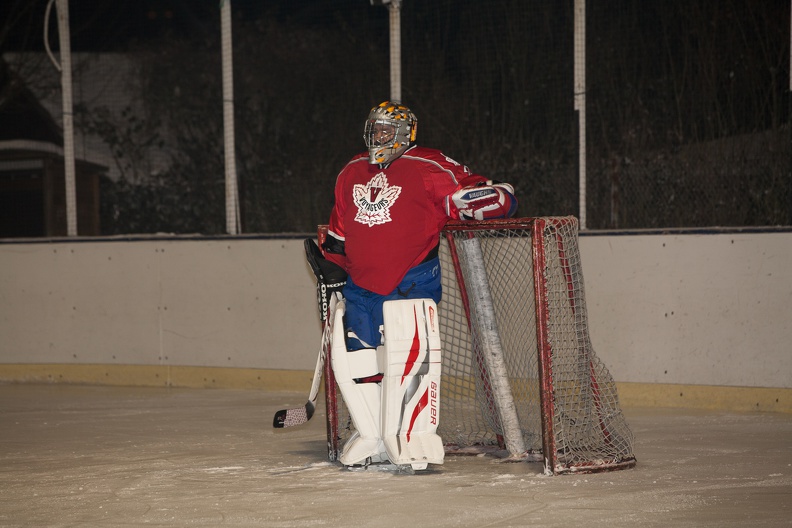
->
xmin=323 ymin=167 xmax=350 ymax=270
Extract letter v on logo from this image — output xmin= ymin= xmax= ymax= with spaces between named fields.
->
xmin=370 ymin=187 xmax=382 ymax=202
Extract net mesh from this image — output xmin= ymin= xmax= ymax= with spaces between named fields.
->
xmin=327 ymin=217 xmax=635 ymax=473
xmin=3 ymin=2 xmax=786 ymax=237
xmin=439 ymin=224 xmax=542 ymax=451
xmin=538 ymin=218 xmax=635 ymax=470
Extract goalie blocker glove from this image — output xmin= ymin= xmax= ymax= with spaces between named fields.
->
xmin=304 ymin=239 xmax=348 ymax=321
xmin=451 ymin=181 xmax=518 ymax=221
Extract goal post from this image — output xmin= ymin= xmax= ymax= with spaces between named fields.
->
xmin=320 ymin=217 xmax=636 ymax=475
xmin=454 ymin=236 xmax=527 ymax=459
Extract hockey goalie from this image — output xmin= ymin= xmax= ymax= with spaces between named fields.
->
xmin=309 ymin=100 xmax=517 ymax=471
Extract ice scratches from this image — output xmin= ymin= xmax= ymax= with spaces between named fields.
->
xmin=345 ymin=463 xmax=419 ymax=475
xmin=481 ymin=473 xmax=549 ymax=487
xmin=201 ymin=466 xmax=246 ymax=474
xmin=267 ymin=461 xmax=335 ymax=476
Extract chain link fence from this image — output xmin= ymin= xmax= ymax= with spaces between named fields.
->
xmin=1 ymin=0 xmax=789 ymax=237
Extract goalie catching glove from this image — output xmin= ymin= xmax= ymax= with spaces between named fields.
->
xmin=451 ymin=181 xmax=517 ymax=221
xmin=304 ymin=239 xmax=347 ymax=321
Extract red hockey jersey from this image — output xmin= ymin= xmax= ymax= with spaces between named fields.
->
xmin=324 ymin=145 xmax=489 ymax=295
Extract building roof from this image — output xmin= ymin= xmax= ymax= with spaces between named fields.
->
xmin=0 ymin=57 xmax=63 ymax=145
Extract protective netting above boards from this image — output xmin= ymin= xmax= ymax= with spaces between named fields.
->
xmin=1 ymin=0 xmax=789 ymax=237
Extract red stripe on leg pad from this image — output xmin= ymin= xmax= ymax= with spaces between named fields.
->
xmin=401 ymin=306 xmax=421 ymax=385
xmin=406 ymin=388 xmax=429 ymax=442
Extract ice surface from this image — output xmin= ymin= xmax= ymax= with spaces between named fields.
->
xmin=0 ymin=384 xmax=790 ymax=527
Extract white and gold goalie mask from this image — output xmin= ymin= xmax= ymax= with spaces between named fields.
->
xmin=363 ymin=101 xmax=417 ymax=165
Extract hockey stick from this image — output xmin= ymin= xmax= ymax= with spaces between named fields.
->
xmin=272 ymin=290 xmax=340 ymax=428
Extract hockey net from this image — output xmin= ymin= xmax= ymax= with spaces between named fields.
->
xmin=321 ymin=217 xmax=636 ymax=475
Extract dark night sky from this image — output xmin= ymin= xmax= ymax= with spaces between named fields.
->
xmin=1 ymin=0 xmax=375 ymax=52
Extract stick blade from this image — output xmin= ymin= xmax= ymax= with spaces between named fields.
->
xmin=272 ymin=401 xmax=315 ymax=428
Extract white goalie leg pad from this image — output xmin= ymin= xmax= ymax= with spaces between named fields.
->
xmin=329 ymin=300 xmax=388 ymax=466
xmin=380 ymin=299 xmax=444 ymax=468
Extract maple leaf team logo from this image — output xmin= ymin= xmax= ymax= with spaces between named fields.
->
xmin=353 ymin=172 xmax=402 ymax=227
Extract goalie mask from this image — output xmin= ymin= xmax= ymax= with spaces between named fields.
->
xmin=363 ymin=101 xmax=417 ymax=165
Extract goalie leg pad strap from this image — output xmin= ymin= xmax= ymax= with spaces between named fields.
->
xmin=330 ymin=301 xmax=388 ymax=466
xmin=380 ymin=299 xmax=444 ymax=467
